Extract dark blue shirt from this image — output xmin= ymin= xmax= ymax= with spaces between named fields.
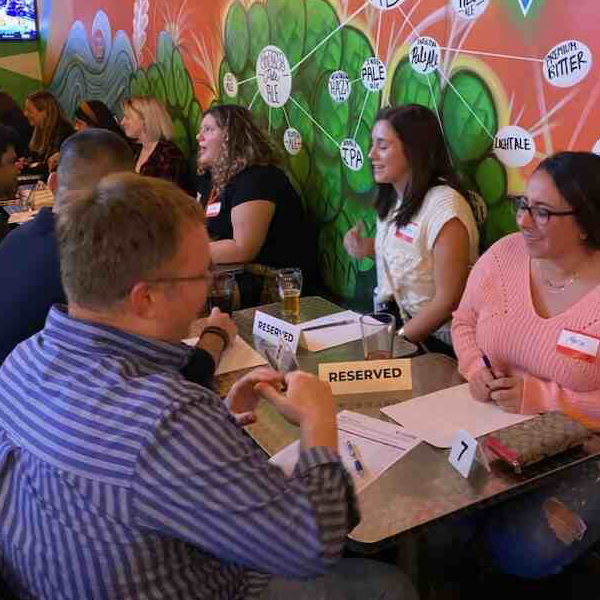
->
xmin=0 ymin=208 xmax=65 ymax=364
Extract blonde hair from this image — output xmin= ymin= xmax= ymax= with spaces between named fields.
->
xmin=27 ymin=91 xmax=68 ymax=160
xmin=123 ymin=96 xmax=174 ymax=142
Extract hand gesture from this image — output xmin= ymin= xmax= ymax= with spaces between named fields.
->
xmin=488 ymin=376 xmax=523 ymax=413
xmin=226 ymin=367 xmax=284 ymax=416
xmin=343 ymin=222 xmax=371 ymax=260
xmin=203 ymin=307 xmax=237 ymax=346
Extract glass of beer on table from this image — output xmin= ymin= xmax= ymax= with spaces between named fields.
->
xmin=359 ymin=312 xmax=395 ymax=360
xmin=207 ymin=272 xmax=235 ymax=315
xmin=277 ymin=268 xmax=303 ymax=318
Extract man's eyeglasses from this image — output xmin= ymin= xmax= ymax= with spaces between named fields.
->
xmin=510 ymin=195 xmax=576 ymax=226
xmin=146 ymin=265 xmax=215 ymax=285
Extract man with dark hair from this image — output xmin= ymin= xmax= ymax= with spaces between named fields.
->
xmin=0 ymin=128 xmax=235 ymax=371
xmin=0 ymin=124 xmax=21 ymax=240
xmin=0 ymin=173 xmax=416 ymax=600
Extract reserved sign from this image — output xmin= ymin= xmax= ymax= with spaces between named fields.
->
xmin=253 ymin=311 xmax=301 ymax=353
xmin=318 ymin=359 xmax=412 ymax=395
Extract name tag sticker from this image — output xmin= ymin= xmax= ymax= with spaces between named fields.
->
xmin=318 ymin=359 xmax=412 ymax=395
xmin=396 ymin=222 xmax=419 ymax=243
xmin=557 ymin=329 xmax=600 ymax=362
xmin=206 ymin=202 xmax=221 ymax=218
xmin=253 ymin=311 xmax=301 ymax=353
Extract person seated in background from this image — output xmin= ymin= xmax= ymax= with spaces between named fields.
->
xmin=47 ymin=99 xmax=130 ymax=171
xmin=197 ymin=104 xmax=316 ymax=307
xmin=0 ymin=125 xmax=22 ymax=241
xmin=23 ymin=90 xmax=74 ymax=173
xmin=452 ymin=151 xmax=600 ymax=580
xmin=0 ymin=172 xmax=417 ymax=600
xmin=121 ymin=95 xmax=192 ymax=194
xmin=0 ymin=90 xmax=32 ymax=157
xmin=0 ymin=128 xmax=234 ymax=379
xmin=343 ymin=104 xmax=480 ymax=355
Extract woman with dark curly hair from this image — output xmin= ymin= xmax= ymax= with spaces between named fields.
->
xmin=196 ymin=104 xmax=314 ymax=307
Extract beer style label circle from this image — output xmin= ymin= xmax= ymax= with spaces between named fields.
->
xmin=329 ymin=70 xmax=352 ymax=103
xmin=592 ymin=139 xmax=600 ymax=156
xmin=340 ymin=139 xmax=364 ymax=172
xmin=367 ymin=0 xmax=407 ymax=10
xmin=256 ymin=45 xmax=292 ymax=108
xmin=543 ymin=40 xmax=592 ymax=88
xmin=283 ymin=128 xmax=302 ymax=155
xmin=223 ymin=72 xmax=238 ymax=97
xmin=361 ymin=57 xmax=387 ymax=92
xmin=451 ymin=0 xmax=489 ymax=21
xmin=409 ymin=36 xmax=441 ymax=75
xmin=493 ymin=125 xmax=535 ymax=168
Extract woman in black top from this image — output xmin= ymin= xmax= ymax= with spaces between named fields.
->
xmin=196 ymin=105 xmax=314 ymax=307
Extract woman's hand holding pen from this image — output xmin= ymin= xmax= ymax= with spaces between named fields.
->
xmin=470 ymin=354 xmax=523 ymax=412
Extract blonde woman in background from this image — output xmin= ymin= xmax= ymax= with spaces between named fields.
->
xmin=121 ymin=96 xmax=192 ymax=194
xmin=23 ymin=91 xmax=74 ymax=171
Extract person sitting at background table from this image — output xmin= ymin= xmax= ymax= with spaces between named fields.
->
xmin=196 ymin=104 xmax=315 ymax=308
xmin=47 ymin=99 xmax=129 ymax=171
xmin=0 ymin=172 xmax=416 ymax=600
xmin=0 ymin=125 xmax=22 ymax=241
xmin=452 ymin=151 xmax=600 ymax=580
xmin=0 ymin=90 xmax=32 ymax=157
xmin=344 ymin=104 xmax=480 ymax=355
xmin=121 ymin=95 xmax=192 ymax=194
xmin=23 ymin=90 xmax=74 ymax=173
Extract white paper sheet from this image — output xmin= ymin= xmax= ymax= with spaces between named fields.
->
xmin=269 ymin=410 xmax=421 ymax=493
xmin=298 ymin=310 xmax=362 ymax=352
xmin=183 ymin=335 xmax=267 ymax=375
xmin=381 ymin=382 xmax=534 ymax=448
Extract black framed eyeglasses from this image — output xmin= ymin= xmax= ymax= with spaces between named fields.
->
xmin=509 ymin=195 xmax=576 ymax=226
xmin=146 ymin=264 xmax=215 ymax=285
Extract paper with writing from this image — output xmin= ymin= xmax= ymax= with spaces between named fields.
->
xmin=299 ymin=310 xmax=362 ymax=352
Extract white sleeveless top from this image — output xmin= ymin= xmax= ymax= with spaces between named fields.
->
xmin=375 ymin=185 xmax=479 ymax=344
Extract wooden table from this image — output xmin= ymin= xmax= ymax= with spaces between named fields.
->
xmin=201 ymin=296 xmax=600 ymax=554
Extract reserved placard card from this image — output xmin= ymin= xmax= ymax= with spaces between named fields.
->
xmin=252 ymin=311 xmax=302 ymax=353
xmin=318 ymin=359 xmax=412 ymax=395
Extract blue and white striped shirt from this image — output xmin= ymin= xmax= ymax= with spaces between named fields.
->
xmin=0 ymin=306 xmax=358 ymax=600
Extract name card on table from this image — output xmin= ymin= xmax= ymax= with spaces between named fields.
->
xmin=253 ymin=311 xmax=302 ymax=353
xmin=448 ymin=429 xmax=490 ymax=478
xmin=318 ymin=359 xmax=412 ymax=395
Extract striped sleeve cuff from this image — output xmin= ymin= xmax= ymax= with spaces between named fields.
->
xmin=293 ymin=446 xmax=342 ymax=475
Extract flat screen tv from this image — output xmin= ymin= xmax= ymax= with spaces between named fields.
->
xmin=0 ymin=0 xmax=38 ymax=41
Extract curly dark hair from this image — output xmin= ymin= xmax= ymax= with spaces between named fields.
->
xmin=198 ymin=104 xmax=281 ymax=196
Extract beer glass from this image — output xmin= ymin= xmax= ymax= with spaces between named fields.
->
xmin=207 ymin=272 xmax=235 ymax=315
xmin=359 ymin=312 xmax=395 ymax=360
xmin=277 ymin=268 xmax=302 ymax=317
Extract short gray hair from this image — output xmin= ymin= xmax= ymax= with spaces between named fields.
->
xmin=58 ymin=173 xmax=205 ymax=310
xmin=56 ymin=128 xmax=135 ymax=209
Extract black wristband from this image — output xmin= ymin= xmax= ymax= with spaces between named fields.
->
xmin=200 ymin=325 xmax=231 ymax=352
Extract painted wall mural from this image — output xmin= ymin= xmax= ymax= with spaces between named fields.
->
xmin=40 ymin=0 xmax=600 ymax=306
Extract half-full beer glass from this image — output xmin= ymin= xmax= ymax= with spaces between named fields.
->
xmin=277 ymin=268 xmax=302 ymax=317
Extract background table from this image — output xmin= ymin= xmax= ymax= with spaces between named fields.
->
xmin=197 ymin=296 xmax=600 ymax=553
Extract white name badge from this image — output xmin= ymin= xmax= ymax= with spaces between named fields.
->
xmin=396 ymin=222 xmax=419 ymax=243
xmin=557 ymin=329 xmax=600 ymax=363
xmin=448 ymin=429 xmax=490 ymax=478
xmin=206 ymin=202 xmax=221 ymax=218
xmin=253 ymin=311 xmax=301 ymax=353
xmin=318 ymin=359 xmax=412 ymax=395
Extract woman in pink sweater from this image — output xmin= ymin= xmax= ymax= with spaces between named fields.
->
xmin=452 ymin=151 xmax=600 ymax=579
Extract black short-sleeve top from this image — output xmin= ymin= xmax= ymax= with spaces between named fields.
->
xmin=197 ymin=164 xmax=312 ymax=270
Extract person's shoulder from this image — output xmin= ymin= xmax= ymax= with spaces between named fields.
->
xmin=233 ymin=163 xmax=284 ymax=181
xmin=157 ymin=139 xmax=185 ymax=157
xmin=424 ymin=184 xmax=470 ymax=211
xmin=477 ymin=232 xmax=525 ymax=272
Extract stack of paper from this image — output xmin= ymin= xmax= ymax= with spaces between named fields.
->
xmin=299 ymin=310 xmax=362 ymax=352
xmin=270 ymin=410 xmax=421 ymax=493
xmin=381 ymin=383 xmax=533 ymax=448
xmin=183 ymin=335 xmax=267 ymax=375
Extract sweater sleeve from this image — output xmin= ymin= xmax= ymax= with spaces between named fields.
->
xmin=521 ymin=375 xmax=600 ymax=431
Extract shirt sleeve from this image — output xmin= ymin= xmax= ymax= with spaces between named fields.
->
xmin=228 ymin=166 xmax=281 ymax=210
xmin=425 ymin=187 xmax=474 ymax=251
xmin=131 ymin=396 xmax=359 ymax=578
xmin=179 ymin=347 xmax=216 ymax=388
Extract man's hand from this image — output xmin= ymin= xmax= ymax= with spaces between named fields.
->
xmin=196 ymin=308 xmax=237 ymax=364
xmin=225 ymin=367 xmax=283 ymax=415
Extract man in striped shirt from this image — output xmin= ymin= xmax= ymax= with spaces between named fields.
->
xmin=0 ymin=173 xmax=416 ymax=599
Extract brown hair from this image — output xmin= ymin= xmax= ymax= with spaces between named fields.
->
xmin=122 ymin=96 xmax=174 ymax=142
xmin=26 ymin=91 xmax=69 ymax=160
xmin=199 ymin=104 xmax=281 ymax=197
xmin=58 ymin=173 xmax=205 ymax=310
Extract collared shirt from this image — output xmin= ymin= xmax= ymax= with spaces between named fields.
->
xmin=0 ymin=306 xmax=358 ymax=600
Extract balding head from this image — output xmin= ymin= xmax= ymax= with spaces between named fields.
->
xmin=55 ymin=128 xmax=134 ymax=209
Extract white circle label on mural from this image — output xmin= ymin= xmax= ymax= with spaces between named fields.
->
xmin=592 ymin=139 xmax=600 ymax=156
xmin=361 ymin=57 xmax=387 ymax=92
xmin=328 ymin=70 xmax=352 ymax=103
xmin=451 ymin=0 xmax=489 ymax=20
xmin=367 ymin=0 xmax=407 ymax=10
xmin=340 ymin=139 xmax=364 ymax=172
xmin=493 ymin=126 xmax=535 ymax=168
xmin=223 ymin=72 xmax=238 ymax=97
xmin=409 ymin=36 xmax=441 ymax=75
xmin=543 ymin=40 xmax=592 ymax=88
xmin=283 ymin=128 xmax=302 ymax=156
xmin=256 ymin=45 xmax=292 ymax=108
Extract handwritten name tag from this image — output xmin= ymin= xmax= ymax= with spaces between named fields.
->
xmin=557 ymin=329 xmax=600 ymax=362
xmin=206 ymin=202 xmax=221 ymax=218
xmin=396 ymin=222 xmax=419 ymax=243
xmin=318 ymin=359 xmax=412 ymax=395
xmin=253 ymin=311 xmax=301 ymax=353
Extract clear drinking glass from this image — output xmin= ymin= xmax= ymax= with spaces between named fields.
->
xmin=277 ymin=268 xmax=303 ymax=317
xmin=360 ymin=312 xmax=396 ymax=360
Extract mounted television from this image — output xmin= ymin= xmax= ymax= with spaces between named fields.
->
xmin=0 ymin=0 xmax=38 ymax=41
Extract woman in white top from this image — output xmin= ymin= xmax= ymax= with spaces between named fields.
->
xmin=344 ymin=104 xmax=479 ymax=353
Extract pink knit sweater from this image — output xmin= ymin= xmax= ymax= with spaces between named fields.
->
xmin=452 ymin=233 xmax=600 ymax=430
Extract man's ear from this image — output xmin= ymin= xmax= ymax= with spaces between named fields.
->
xmin=129 ymin=281 xmax=158 ymax=319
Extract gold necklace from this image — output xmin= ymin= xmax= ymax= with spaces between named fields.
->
xmin=541 ymin=269 xmax=579 ymax=293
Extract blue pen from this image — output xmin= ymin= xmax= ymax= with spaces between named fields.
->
xmin=346 ymin=440 xmax=365 ymax=477
xmin=482 ymin=353 xmax=497 ymax=379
